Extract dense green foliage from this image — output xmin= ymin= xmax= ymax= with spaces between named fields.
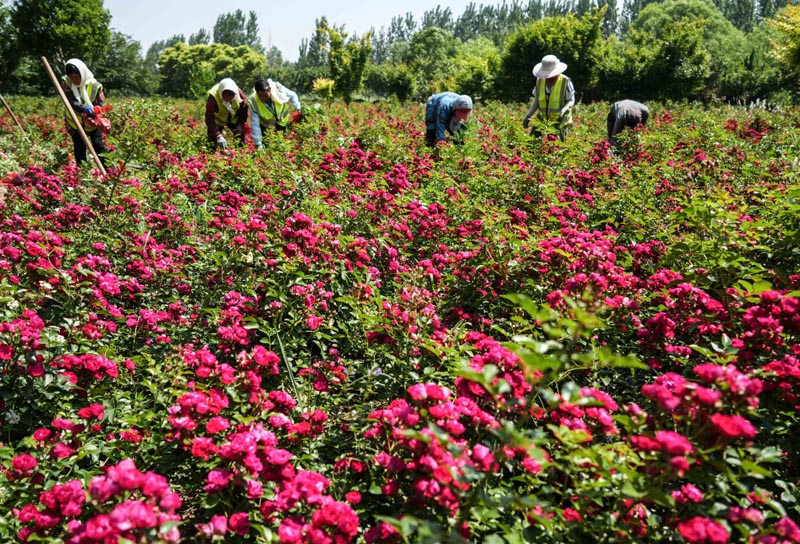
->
xmin=771 ymin=3 xmax=800 ymax=75
xmin=158 ymin=43 xmax=267 ymax=99
xmin=495 ymin=9 xmax=608 ymax=102
xmin=212 ymin=9 xmax=264 ymax=53
xmin=0 ymin=0 xmax=797 ymax=104
xmin=4 ymin=0 xmax=110 ymax=93
xmin=322 ymin=23 xmax=373 ymax=106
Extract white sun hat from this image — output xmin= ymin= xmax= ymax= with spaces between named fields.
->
xmin=533 ymin=55 xmax=568 ymax=78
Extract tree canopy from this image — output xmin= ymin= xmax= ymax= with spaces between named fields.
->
xmin=770 ymin=3 xmax=800 ymax=76
xmin=10 ymin=0 xmax=110 ymax=67
xmin=158 ymin=43 xmax=266 ymax=99
xmin=495 ymin=8 xmax=607 ymax=102
xmin=322 ymin=23 xmax=372 ymax=105
xmin=0 ymin=0 xmax=794 ymax=104
xmin=213 ymin=10 xmax=264 ymax=53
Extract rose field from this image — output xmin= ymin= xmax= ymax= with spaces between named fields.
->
xmin=0 ymin=97 xmax=799 ymax=543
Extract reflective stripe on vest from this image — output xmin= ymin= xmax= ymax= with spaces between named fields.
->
xmin=63 ymin=76 xmax=102 ymax=131
xmin=248 ymin=93 xmax=290 ymax=127
xmin=209 ymin=83 xmax=243 ymax=126
xmin=536 ymin=75 xmax=572 ymax=125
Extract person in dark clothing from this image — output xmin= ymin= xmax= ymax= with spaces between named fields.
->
xmin=205 ymin=78 xmax=248 ymax=150
xmin=60 ymin=58 xmax=107 ymax=167
xmin=607 ymin=100 xmax=650 ymax=147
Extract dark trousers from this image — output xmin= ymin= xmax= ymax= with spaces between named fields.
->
xmin=425 ymin=129 xmax=437 ymax=147
xmin=69 ymin=128 xmax=107 ymax=167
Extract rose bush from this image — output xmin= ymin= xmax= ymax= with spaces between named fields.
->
xmin=1 ymin=96 xmax=799 ymax=542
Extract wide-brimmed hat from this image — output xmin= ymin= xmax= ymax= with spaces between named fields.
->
xmin=533 ymin=55 xmax=567 ymax=78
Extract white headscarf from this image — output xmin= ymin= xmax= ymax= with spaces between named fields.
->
xmin=65 ymin=58 xmax=97 ymax=106
xmin=218 ymin=78 xmax=242 ymax=116
xmin=267 ymin=78 xmax=291 ymax=105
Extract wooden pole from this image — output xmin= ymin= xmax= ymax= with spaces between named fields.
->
xmin=0 ymin=93 xmax=26 ymax=132
xmin=40 ymin=56 xmax=107 ymax=176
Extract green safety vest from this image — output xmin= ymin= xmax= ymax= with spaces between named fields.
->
xmin=535 ymin=75 xmax=572 ymax=126
xmin=248 ymin=92 xmax=291 ymax=128
xmin=62 ymin=76 xmax=103 ymax=131
xmin=208 ymin=83 xmax=244 ymax=126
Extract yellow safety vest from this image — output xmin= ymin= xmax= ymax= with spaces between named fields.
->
xmin=62 ymin=76 xmax=102 ymax=131
xmin=247 ymin=92 xmax=291 ymax=128
xmin=535 ymin=75 xmax=572 ymax=126
xmin=208 ymin=83 xmax=244 ymax=126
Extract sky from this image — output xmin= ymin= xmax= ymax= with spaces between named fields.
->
xmin=103 ymin=0 xmax=484 ymax=62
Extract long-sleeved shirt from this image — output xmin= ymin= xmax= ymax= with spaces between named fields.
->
xmin=250 ymin=82 xmax=301 ymax=146
xmin=607 ymin=100 xmax=649 ymax=146
xmin=425 ymin=92 xmax=461 ymax=143
xmin=205 ymin=89 xmax=248 ymax=141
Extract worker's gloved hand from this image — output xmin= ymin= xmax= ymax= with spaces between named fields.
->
xmin=216 ymin=134 xmax=227 ymax=150
xmin=522 ymin=117 xmax=530 ymax=129
xmin=83 ymin=105 xmax=96 ymax=118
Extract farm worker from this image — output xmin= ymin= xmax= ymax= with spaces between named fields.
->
xmin=424 ymin=92 xmax=473 ymax=147
xmin=607 ymin=99 xmax=649 ymax=147
xmin=205 ymin=78 xmax=248 ymax=150
xmin=523 ymin=54 xmax=575 ymax=142
xmin=60 ymin=58 xmax=107 ymax=166
xmin=248 ymin=78 xmax=303 ymax=150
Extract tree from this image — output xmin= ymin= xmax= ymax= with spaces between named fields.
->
xmin=369 ymin=27 xmax=390 ymax=65
xmin=244 ymin=11 xmax=263 ymax=53
xmin=94 ymin=31 xmax=158 ymax=96
xmin=602 ymin=0 xmax=620 ymax=37
xmin=387 ymin=12 xmax=417 ymax=43
xmin=322 ymin=23 xmax=372 ymax=105
xmin=145 ymin=34 xmax=185 ymax=74
xmin=495 ymin=8 xmax=608 ymax=101
xmin=0 ymin=1 xmax=16 ymax=86
xmin=189 ymin=29 xmax=211 ymax=45
xmin=264 ymin=46 xmax=287 ymax=70
xmin=597 ymin=20 xmax=712 ymax=100
xmin=158 ymin=42 xmax=266 ymax=98
xmin=711 ymin=0 xmax=757 ymax=31
xmin=364 ymin=63 xmax=416 ymax=103
xmin=757 ymin=0 xmax=779 ymax=21
xmin=422 ymin=6 xmax=454 ymax=31
xmin=452 ymin=37 xmax=501 ymax=100
xmin=733 ymin=21 xmax=787 ymax=101
xmin=297 ymin=17 xmax=330 ymax=69
xmin=405 ymin=27 xmax=460 ymax=94
xmin=213 ymin=10 xmax=263 ymax=53
xmin=10 ymin=0 xmax=110 ymax=66
xmin=629 ymin=0 xmax=748 ymax=97
xmin=770 ymin=3 xmax=800 ymax=77
xmin=620 ymin=0 xmax=658 ymax=33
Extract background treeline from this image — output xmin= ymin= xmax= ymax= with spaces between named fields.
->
xmin=1 ymin=0 xmax=798 ymax=105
